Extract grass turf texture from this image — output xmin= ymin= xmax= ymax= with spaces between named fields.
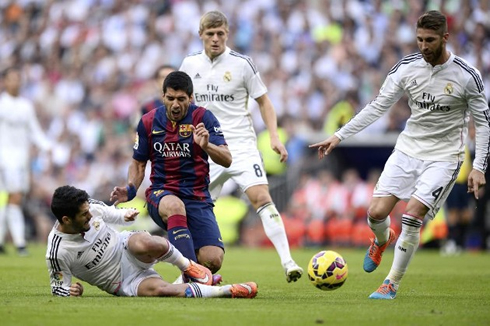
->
xmin=0 ymin=244 xmax=489 ymax=326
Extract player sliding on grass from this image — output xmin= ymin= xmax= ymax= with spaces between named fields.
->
xmin=310 ymin=10 xmax=489 ymax=299
xmin=46 ymin=185 xmax=257 ymax=298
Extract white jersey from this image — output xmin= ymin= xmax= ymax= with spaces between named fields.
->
xmin=46 ymin=200 xmax=134 ymax=296
xmin=180 ymin=47 xmax=268 ymax=151
xmin=0 ymin=91 xmax=51 ymax=169
xmin=336 ymin=52 xmax=490 ymax=172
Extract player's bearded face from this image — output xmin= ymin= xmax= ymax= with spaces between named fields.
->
xmin=416 ymin=28 xmax=448 ymax=66
xmin=163 ymin=88 xmax=192 ymax=122
xmin=71 ymin=203 xmax=92 ymax=233
xmin=200 ymin=25 xmax=228 ymax=59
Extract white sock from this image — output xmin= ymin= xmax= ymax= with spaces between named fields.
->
xmin=0 ymin=206 xmax=6 ymax=245
xmin=6 ymin=204 xmax=26 ymax=248
xmin=257 ymin=203 xmax=292 ymax=265
xmin=387 ymin=214 xmax=422 ymax=285
xmin=185 ymin=283 xmax=231 ymax=298
xmin=157 ymin=239 xmax=190 ymax=271
xmin=367 ymin=215 xmax=391 ymax=245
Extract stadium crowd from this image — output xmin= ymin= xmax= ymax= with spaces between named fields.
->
xmin=0 ymin=0 xmax=489 ymax=248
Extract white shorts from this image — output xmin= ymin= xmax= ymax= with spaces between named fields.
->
xmin=0 ymin=166 xmax=29 ymax=193
xmin=116 ymin=231 xmax=161 ymax=297
xmin=209 ymin=149 xmax=268 ymax=201
xmin=374 ymin=150 xmax=461 ymax=220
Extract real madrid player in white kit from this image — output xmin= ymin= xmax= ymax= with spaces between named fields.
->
xmin=46 ymin=185 xmax=257 ymax=298
xmin=311 ymin=10 xmax=490 ymax=299
xmin=0 ymin=67 xmax=51 ymax=256
xmin=180 ymin=10 xmax=302 ymax=282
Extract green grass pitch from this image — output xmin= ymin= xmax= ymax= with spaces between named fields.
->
xmin=1 ymin=244 xmax=489 ymax=326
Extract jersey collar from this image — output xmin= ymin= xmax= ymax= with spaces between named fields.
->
xmin=202 ymin=47 xmax=231 ymax=64
xmin=424 ymin=51 xmax=454 ymax=72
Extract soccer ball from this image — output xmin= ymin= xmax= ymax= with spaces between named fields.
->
xmin=307 ymin=250 xmax=348 ymax=291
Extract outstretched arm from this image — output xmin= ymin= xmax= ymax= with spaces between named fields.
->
xmin=309 ymin=135 xmax=341 ymax=159
xmin=256 ymin=94 xmax=288 ymax=163
xmin=110 ymin=159 xmax=146 ymax=205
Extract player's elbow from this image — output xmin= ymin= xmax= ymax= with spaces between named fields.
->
xmin=222 ymin=154 xmax=232 ymax=168
xmin=216 ymin=146 xmax=232 ymax=168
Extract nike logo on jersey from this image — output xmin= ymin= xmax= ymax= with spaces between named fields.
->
xmin=152 ymin=130 xmax=165 ymax=135
xmin=172 ymin=229 xmax=186 ymax=235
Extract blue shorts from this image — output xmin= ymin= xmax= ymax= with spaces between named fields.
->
xmin=146 ymin=190 xmax=224 ymax=250
xmin=446 ymin=183 xmax=470 ymax=210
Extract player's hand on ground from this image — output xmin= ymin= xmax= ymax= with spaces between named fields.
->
xmin=191 ymin=123 xmax=209 ymax=148
xmin=270 ymin=137 xmax=288 ymax=163
xmin=124 ymin=209 xmax=140 ymax=222
xmin=467 ymin=169 xmax=486 ymax=200
xmin=70 ymin=282 xmax=84 ymax=297
xmin=309 ymin=135 xmax=341 ymax=159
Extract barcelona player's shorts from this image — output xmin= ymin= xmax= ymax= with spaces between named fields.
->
xmin=146 ymin=190 xmax=224 ymax=250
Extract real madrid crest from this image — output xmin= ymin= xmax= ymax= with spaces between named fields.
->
xmin=223 ymin=71 xmax=232 ymax=82
xmin=93 ymin=221 xmax=100 ymax=230
xmin=444 ymin=83 xmax=453 ymax=95
xmin=179 ymin=124 xmax=192 ymax=137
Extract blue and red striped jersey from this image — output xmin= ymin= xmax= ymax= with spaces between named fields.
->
xmin=133 ymin=103 xmax=227 ymax=203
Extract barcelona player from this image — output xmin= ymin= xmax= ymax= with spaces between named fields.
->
xmin=111 ymin=71 xmax=231 ymax=279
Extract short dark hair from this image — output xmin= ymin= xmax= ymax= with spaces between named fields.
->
xmin=163 ymin=71 xmax=193 ymax=96
xmin=153 ymin=64 xmax=176 ymax=79
xmin=51 ymin=186 xmax=89 ymax=223
xmin=416 ymin=10 xmax=447 ymax=35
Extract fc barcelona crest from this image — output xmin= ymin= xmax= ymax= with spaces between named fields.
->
xmin=179 ymin=124 xmax=192 ymax=137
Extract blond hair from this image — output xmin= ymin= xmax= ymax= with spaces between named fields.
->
xmin=199 ymin=11 xmax=229 ymax=34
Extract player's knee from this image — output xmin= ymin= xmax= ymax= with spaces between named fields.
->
xmin=367 ymin=205 xmax=389 ymax=221
xmin=135 ymin=234 xmax=167 ymax=258
xmin=246 ymin=186 xmax=272 ymax=209
xmin=198 ymin=254 xmax=223 ymax=273
xmin=148 ymin=237 xmax=168 ymax=257
xmin=252 ymin=194 xmax=273 ymax=209
xmin=204 ymin=259 xmax=222 ymax=274
xmin=160 ymin=196 xmax=186 ymax=216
